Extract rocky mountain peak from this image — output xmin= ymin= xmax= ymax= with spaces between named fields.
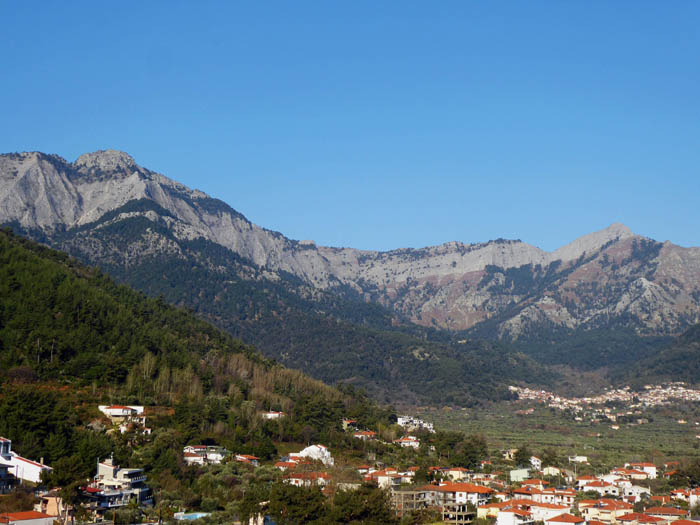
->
xmin=74 ymin=149 xmax=138 ymax=174
xmin=550 ymin=222 xmax=636 ymax=262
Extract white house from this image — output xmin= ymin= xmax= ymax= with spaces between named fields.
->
xmin=99 ymin=405 xmax=150 ymax=434
xmin=98 ymin=405 xmax=144 ymax=418
xmin=397 ymin=415 xmax=435 ymax=433
xmin=283 ymin=472 xmax=330 ymax=488
xmin=261 ymin=411 xmax=285 ymax=420
xmin=622 ymin=485 xmax=651 ymax=503
xmin=394 ymin=436 xmax=420 ymax=449
xmin=426 ymin=482 xmax=494 ymax=507
xmin=568 ymin=455 xmax=588 ymax=464
xmin=584 ymin=480 xmax=619 ymax=497
xmin=0 ymin=437 xmax=52 ymax=484
xmin=291 ymin=444 xmax=334 ymax=466
xmin=183 ymin=452 xmax=205 ymax=466
xmin=527 ymin=502 xmax=572 ymax=522
xmin=690 ymin=488 xmax=700 ymax=508
xmin=183 ymin=445 xmax=228 ymax=465
xmin=365 ymin=469 xmax=402 ymax=489
xmin=497 ymin=508 xmax=535 ymax=525
xmin=625 ymin=462 xmax=657 ymax=479
xmin=530 ymin=456 xmax=542 ymax=470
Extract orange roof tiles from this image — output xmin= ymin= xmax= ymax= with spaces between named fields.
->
xmin=547 ymin=513 xmax=585 ymax=523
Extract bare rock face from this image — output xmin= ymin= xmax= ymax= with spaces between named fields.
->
xmin=2 ymin=150 xmax=700 ymax=338
xmin=74 ymin=149 xmax=138 ymax=174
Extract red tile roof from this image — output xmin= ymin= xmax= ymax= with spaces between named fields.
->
xmin=618 ymin=513 xmax=665 ymax=523
xmin=0 ymin=511 xmax=54 ymax=521
xmin=433 ymin=482 xmax=494 ymax=494
xmin=645 ymin=507 xmax=689 ymax=516
xmin=547 ymin=513 xmax=585 ymax=523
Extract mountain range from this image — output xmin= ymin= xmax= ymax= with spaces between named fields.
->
xmin=2 ymin=150 xmax=699 ymax=401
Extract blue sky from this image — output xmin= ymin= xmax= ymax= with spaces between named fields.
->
xmin=2 ymin=2 xmax=699 ymax=251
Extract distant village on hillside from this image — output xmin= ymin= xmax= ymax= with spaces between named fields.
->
xmin=509 ymin=383 xmax=700 ymax=429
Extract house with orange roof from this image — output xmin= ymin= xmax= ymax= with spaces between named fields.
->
xmin=617 ymin=513 xmax=666 ymax=525
xmin=579 ymin=498 xmax=633 ymax=523
xmin=422 ymin=482 xmax=494 ymax=508
xmin=183 ymin=451 xmax=205 ymax=466
xmin=496 ymin=507 xmax=534 ymax=525
xmin=521 ymin=479 xmax=549 ymax=490
xmin=612 ymin=468 xmax=649 ymax=481
xmin=478 ymin=500 xmax=513 ymax=519
xmin=515 ymin=500 xmax=572 ymax=522
xmin=445 ymin=467 xmax=472 ymax=481
xmin=274 ymin=461 xmax=297 ymax=471
xmin=393 ymin=436 xmax=420 ymax=449
xmin=235 ymin=454 xmax=259 ymax=467
xmin=512 ymin=487 xmax=542 ymax=501
xmin=536 ymin=488 xmax=576 ymax=506
xmin=353 ymin=430 xmax=377 ymax=441
xmin=670 ymin=489 xmax=689 ymax=502
xmin=576 ymin=476 xmax=599 ymax=489
xmin=364 ymin=469 xmax=403 ymax=489
xmin=546 ymin=513 xmax=584 ymax=525
xmin=283 ymin=471 xmax=330 ymax=488
xmin=341 ymin=419 xmax=357 ymax=431
xmin=645 ymin=507 xmax=691 ymax=521
xmin=625 ymin=462 xmax=658 ymax=479
xmin=0 ymin=511 xmax=56 ymax=525
xmin=584 ymin=480 xmax=620 ymax=498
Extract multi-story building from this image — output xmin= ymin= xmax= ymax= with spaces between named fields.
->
xmin=82 ymin=457 xmax=152 ymax=517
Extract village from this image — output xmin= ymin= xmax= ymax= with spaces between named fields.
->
xmin=1 ymin=404 xmax=699 ymax=525
xmin=508 ymin=383 xmax=700 ymax=428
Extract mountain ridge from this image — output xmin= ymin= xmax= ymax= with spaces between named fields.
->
xmin=2 ymin=149 xmax=700 ymax=340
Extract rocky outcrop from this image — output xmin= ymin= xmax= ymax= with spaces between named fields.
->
xmin=2 ymin=150 xmax=700 ymax=338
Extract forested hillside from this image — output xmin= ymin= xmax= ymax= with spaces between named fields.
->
xmin=611 ymin=323 xmax=700 ymax=386
xmin=0 ymin=228 xmax=492 ymax=524
xmin=0 ymin=227 xmax=392 ymax=477
xmin=30 ymin=201 xmax=553 ymax=406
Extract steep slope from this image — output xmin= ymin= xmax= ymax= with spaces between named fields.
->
xmin=2 ymin=150 xmax=700 ymax=384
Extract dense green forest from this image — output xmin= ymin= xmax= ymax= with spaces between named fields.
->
xmin=0 ymin=228 xmax=492 ymax=523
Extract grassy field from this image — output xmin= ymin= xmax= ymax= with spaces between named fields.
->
xmin=418 ymin=401 xmax=700 ymax=469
